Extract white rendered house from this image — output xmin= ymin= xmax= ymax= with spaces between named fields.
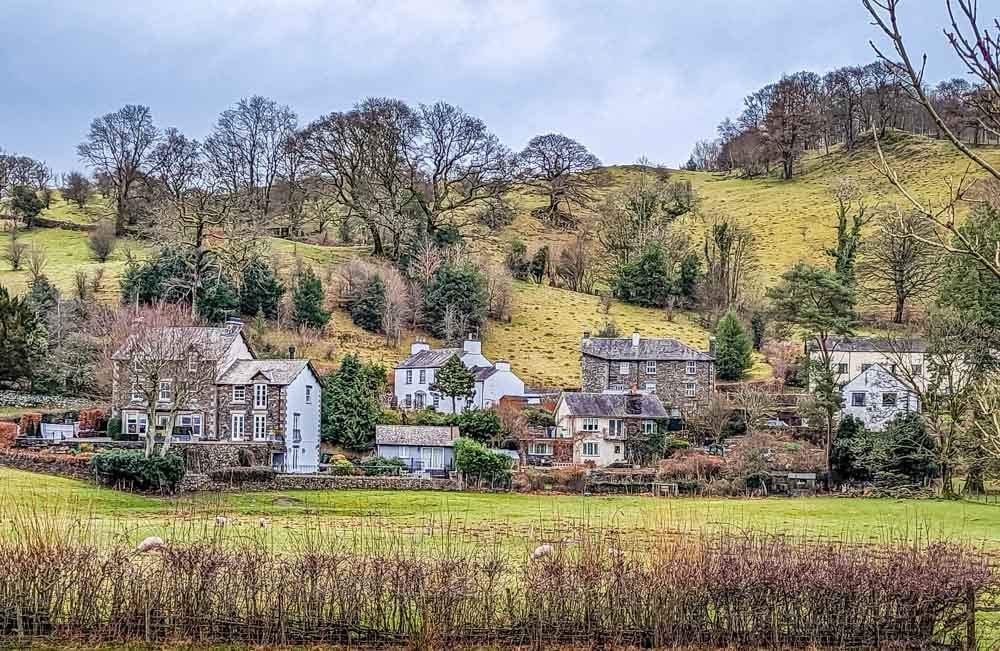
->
xmin=841 ymin=364 xmax=919 ymax=431
xmin=394 ymin=336 xmax=525 ymax=414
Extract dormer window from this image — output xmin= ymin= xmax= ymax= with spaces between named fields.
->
xmin=254 ymin=383 xmax=268 ymax=409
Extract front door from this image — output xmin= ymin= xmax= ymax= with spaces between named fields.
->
xmin=420 ymin=447 xmax=433 ymax=471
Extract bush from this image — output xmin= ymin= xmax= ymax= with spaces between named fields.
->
xmin=714 ymin=310 xmax=753 ymax=380
xmin=453 ymin=408 xmax=502 ymax=444
xmin=90 ymin=449 xmax=185 ymax=492
xmin=524 ymin=408 xmax=554 ymax=428
xmin=328 ymin=459 xmax=357 ymax=476
xmin=350 ymin=276 xmax=386 ymax=332
xmin=107 ymin=416 xmax=122 ymax=438
xmin=87 ymin=222 xmax=117 ymax=262
xmin=454 ymin=438 xmax=512 ymax=485
xmin=422 ymin=263 xmax=487 ymax=338
xmin=358 ymin=456 xmax=405 ymax=476
xmin=209 ymin=466 xmax=275 ymax=483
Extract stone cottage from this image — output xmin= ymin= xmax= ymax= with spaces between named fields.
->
xmin=111 ymin=321 xmax=322 ymax=473
xmin=554 ymin=391 xmax=668 ymax=466
xmin=580 ymin=332 xmax=715 ymax=413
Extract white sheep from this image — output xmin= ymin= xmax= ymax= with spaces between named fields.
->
xmin=258 ymin=518 xmax=267 ymax=528
xmin=135 ymin=536 xmax=165 ymax=554
xmin=531 ymin=544 xmax=553 ymax=560
xmin=215 ymin=515 xmax=228 ymax=527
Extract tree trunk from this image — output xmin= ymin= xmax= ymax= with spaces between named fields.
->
xmin=115 ymin=194 xmax=128 ymax=236
xmin=893 ymin=293 xmax=905 ymax=324
xmin=368 ymin=223 xmax=384 ymax=257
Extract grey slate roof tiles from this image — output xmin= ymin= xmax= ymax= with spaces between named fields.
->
xmin=581 ymin=336 xmax=713 ymax=361
xmin=375 ymin=425 xmax=459 ymax=447
xmin=560 ymin=392 xmax=668 ymax=418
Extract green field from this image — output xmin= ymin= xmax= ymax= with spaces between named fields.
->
xmin=3 ymin=468 xmax=998 ymax=553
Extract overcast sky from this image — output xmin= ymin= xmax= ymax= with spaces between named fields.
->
xmin=0 ymin=0 xmax=963 ymax=174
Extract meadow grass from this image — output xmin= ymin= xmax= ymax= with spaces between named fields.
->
xmin=2 ymin=468 xmax=998 ymax=553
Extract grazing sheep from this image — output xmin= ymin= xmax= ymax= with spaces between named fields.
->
xmin=258 ymin=518 xmax=267 ymax=528
xmin=531 ymin=544 xmax=553 ymax=560
xmin=135 ymin=536 xmax=164 ymax=554
xmin=215 ymin=516 xmax=228 ymax=527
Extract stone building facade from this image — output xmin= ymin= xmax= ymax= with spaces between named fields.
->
xmin=580 ymin=332 xmax=715 ymax=413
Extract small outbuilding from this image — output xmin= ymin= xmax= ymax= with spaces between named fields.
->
xmin=375 ymin=425 xmax=459 ymax=477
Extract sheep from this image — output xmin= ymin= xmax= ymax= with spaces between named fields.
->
xmin=258 ymin=518 xmax=267 ymax=528
xmin=135 ymin=536 xmax=165 ymax=554
xmin=531 ymin=544 xmax=553 ymax=560
xmin=215 ymin=516 xmax=228 ymax=527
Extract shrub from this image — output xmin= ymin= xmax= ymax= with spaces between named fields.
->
xmin=90 ymin=449 xmax=185 ymax=492
xmin=452 ymin=408 xmax=502 ymax=444
xmin=358 ymin=456 xmax=405 ymax=476
xmin=714 ymin=309 xmax=753 ymax=380
xmin=18 ymin=412 xmax=41 ymax=437
xmin=524 ymin=408 xmax=555 ymax=428
xmin=292 ymin=267 xmax=330 ymax=329
xmin=350 ymin=275 xmax=386 ymax=332
xmin=107 ymin=416 xmax=122 ymax=438
xmin=657 ymin=450 xmax=723 ymax=481
xmin=329 ymin=459 xmax=357 ymax=476
xmin=454 ymin=438 xmax=512 ymax=485
xmin=87 ymin=221 xmax=117 ymax=262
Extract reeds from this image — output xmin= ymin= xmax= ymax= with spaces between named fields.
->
xmin=0 ymin=503 xmax=993 ymax=649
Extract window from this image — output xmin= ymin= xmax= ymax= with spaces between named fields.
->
xmin=642 ymin=420 xmax=656 ymax=435
xmin=889 ymin=364 xmax=898 ymax=374
xmin=158 ymin=380 xmax=172 ymax=402
xmin=254 ymin=383 xmax=268 ymax=409
xmin=414 ymin=392 xmax=426 ymax=409
xmin=405 ymin=370 xmax=413 ymax=385
xmin=861 ymin=363 xmax=872 ymax=372
xmin=232 ymin=385 xmax=246 ymax=403
xmin=418 ymin=369 xmax=426 ymax=384
xmin=619 ymin=362 xmax=630 ymax=375
xmin=836 ymin=363 xmax=848 ymax=375
xmin=643 ymin=381 xmax=656 ymax=393
xmin=125 ymin=412 xmax=148 ymax=435
xmin=530 ymin=442 xmax=552 ymax=456
xmin=156 ymin=414 xmax=170 ymax=431
xmin=609 ymin=383 xmax=625 ymax=392
xmin=129 ymin=383 xmax=142 ymax=401
xmin=178 ymin=414 xmax=202 ymax=436
xmin=646 ymin=360 xmax=657 ymax=374
xmin=305 ymin=385 xmax=312 ymax=404
xmin=851 ymin=392 xmax=866 ymax=407
xmin=582 ymin=441 xmax=599 ymax=456
xmin=608 ymin=419 xmax=625 ymax=436
xmin=686 ymin=361 xmax=697 ymax=375
xmin=404 ymin=394 xmax=413 ymax=408
xmin=432 ymin=393 xmax=440 ymax=408
xmin=911 ymin=364 xmax=923 ymax=376
xmin=685 ymin=382 xmax=696 ymax=398
xmin=582 ymin=417 xmax=599 ymax=432
xmin=292 ymin=413 xmax=301 ymax=443
xmin=231 ymin=413 xmax=245 ymax=440
xmin=882 ymin=392 xmax=897 ymax=407
xmin=253 ymin=414 xmax=267 ymax=440
xmin=614 ymin=444 xmax=622 ymax=454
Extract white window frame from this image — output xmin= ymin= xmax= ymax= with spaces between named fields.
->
xmin=642 ymin=420 xmax=656 ymax=435
xmin=582 ymin=441 xmax=599 ymax=457
xmin=836 ymin=363 xmax=848 ymax=375
xmin=581 ymin=417 xmax=599 ymax=432
xmin=882 ymin=392 xmax=897 ymax=407
xmin=156 ymin=414 xmax=170 ymax=431
xmin=405 ymin=394 xmax=413 ymax=408
xmin=158 ymin=380 xmax=172 ymax=402
xmin=231 ymin=413 xmax=245 ymax=441
xmin=292 ymin=413 xmax=302 ymax=443
xmin=305 ymin=385 xmax=312 ymax=404
xmin=253 ymin=414 xmax=267 ymax=441
xmin=405 ymin=369 xmax=413 ymax=385
xmin=178 ymin=413 xmax=202 ymax=436
xmin=432 ymin=393 xmax=440 ymax=408
xmin=686 ymin=361 xmax=697 ymax=376
xmin=645 ymin=360 xmax=657 ymax=375
xmin=619 ymin=362 xmax=630 ymax=375
xmin=608 ymin=419 xmax=624 ymax=436
xmin=254 ymin=383 xmax=268 ymax=409
xmin=130 ymin=383 xmax=142 ymax=401
xmin=643 ymin=381 xmax=656 ymax=393
xmin=685 ymin=382 xmax=696 ymax=398
xmin=530 ymin=442 xmax=552 ymax=456
xmin=419 ymin=369 xmax=426 ymax=384
xmin=125 ymin=412 xmax=148 ymax=435
xmin=232 ymin=385 xmax=246 ymax=403
xmin=911 ymin=364 xmax=922 ymax=376
xmin=609 ymin=383 xmax=625 ymax=392
xmin=851 ymin=392 xmax=866 ymax=407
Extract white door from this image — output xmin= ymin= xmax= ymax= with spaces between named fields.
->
xmin=420 ymin=447 xmax=433 ymax=470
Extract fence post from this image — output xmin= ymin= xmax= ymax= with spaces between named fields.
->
xmin=966 ymin=585 xmax=977 ymax=651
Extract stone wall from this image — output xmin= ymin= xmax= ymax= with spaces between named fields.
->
xmin=179 ymin=472 xmax=461 ymax=493
xmin=175 ymin=441 xmax=273 ymax=474
xmin=0 ymin=448 xmax=93 ymax=480
xmin=580 ymin=354 xmax=608 ymax=392
xmin=216 ymin=383 xmax=287 ymax=441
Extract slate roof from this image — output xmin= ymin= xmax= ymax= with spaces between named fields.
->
xmin=112 ymin=326 xmax=244 ymax=361
xmin=375 ymin=425 xmax=459 ymax=447
xmin=559 ymin=392 xmax=668 ymax=418
xmin=581 ymin=336 xmax=713 ymax=362
xmin=807 ymin=336 xmax=927 ymax=353
xmin=396 ymin=348 xmax=465 ymax=369
xmin=217 ymin=359 xmax=311 ymax=385
xmin=472 ymin=366 xmax=498 ymax=381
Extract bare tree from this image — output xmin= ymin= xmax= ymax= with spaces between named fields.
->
xmin=732 ymin=383 xmax=775 ymax=434
xmin=685 ymin=393 xmax=733 ymax=445
xmin=701 ymin=213 xmax=759 ymax=316
xmin=3 ymin=227 xmax=27 ymax=271
xmin=77 ymin=105 xmax=159 ymax=235
xmin=62 ymin=171 xmax=92 ymax=209
xmin=26 ymin=243 xmax=47 ymax=282
xmin=765 ymin=72 xmax=822 ymax=180
xmin=973 ymin=372 xmax=1000 ymax=460
xmin=118 ymin=310 xmax=215 ymax=457
xmin=864 ymin=0 xmax=1000 ymax=281
xmin=859 ymin=208 xmax=942 ymax=323
xmin=518 ymin=133 xmax=606 ymax=229
xmin=555 ymin=230 xmax=597 ymax=293
xmin=87 ymin=221 xmax=117 ymax=263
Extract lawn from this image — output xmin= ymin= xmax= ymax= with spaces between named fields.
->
xmin=2 ymin=467 xmax=998 ymax=553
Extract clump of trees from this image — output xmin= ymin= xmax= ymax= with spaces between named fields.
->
xmin=714 ymin=310 xmax=753 ymax=381
xmin=321 ymin=353 xmax=385 ymax=450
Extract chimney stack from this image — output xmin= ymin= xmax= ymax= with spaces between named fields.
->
xmin=708 ymin=336 xmax=717 ymax=356
xmin=463 ymin=334 xmax=482 ymax=355
xmin=495 ymin=359 xmax=510 ymax=372
xmin=288 ymin=345 xmax=296 ymax=359
xmin=410 ymin=337 xmax=430 ymax=355
xmin=631 ymin=331 xmax=640 ymax=347
xmin=583 ymin=331 xmax=591 ymax=340
xmin=224 ymin=316 xmax=243 ymax=336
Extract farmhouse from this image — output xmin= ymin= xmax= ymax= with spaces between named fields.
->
xmin=580 ymin=331 xmax=715 ymax=412
xmin=375 ymin=424 xmax=458 ymax=476
xmin=111 ymin=321 xmax=322 ymax=473
xmin=808 ymin=336 xmax=926 ymax=386
xmin=554 ymin=391 xmax=668 ymax=467
xmin=841 ymin=364 xmax=920 ymax=431
xmin=394 ymin=335 xmax=525 ymax=413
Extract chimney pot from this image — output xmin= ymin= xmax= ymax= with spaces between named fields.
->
xmin=631 ymin=332 xmax=640 ymax=347
xmin=583 ymin=331 xmax=591 ymax=339
xmin=288 ymin=345 xmax=296 ymax=359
